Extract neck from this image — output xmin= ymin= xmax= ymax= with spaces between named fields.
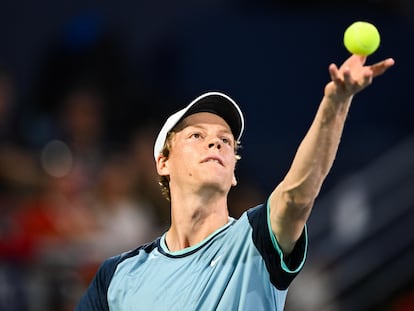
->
xmin=165 ymin=189 xmax=229 ymax=252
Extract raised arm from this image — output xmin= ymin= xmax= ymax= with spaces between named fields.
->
xmin=269 ymin=55 xmax=395 ymax=254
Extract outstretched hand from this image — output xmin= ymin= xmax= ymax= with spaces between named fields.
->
xmin=324 ymin=54 xmax=395 ymax=102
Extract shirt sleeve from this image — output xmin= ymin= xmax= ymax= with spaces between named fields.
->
xmin=247 ymin=201 xmax=308 ymax=290
xmin=74 ymin=255 xmax=121 ymax=311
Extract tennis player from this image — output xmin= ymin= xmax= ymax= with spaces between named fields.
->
xmin=75 ymin=54 xmax=394 ymax=310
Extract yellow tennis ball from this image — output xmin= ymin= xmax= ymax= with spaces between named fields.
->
xmin=343 ymin=21 xmax=381 ymax=56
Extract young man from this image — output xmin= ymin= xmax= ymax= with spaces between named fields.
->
xmin=75 ymin=55 xmax=394 ymax=310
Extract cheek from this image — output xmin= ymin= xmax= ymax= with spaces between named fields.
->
xmin=228 ymin=155 xmax=238 ymax=170
xmin=170 ymin=148 xmax=197 ymax=175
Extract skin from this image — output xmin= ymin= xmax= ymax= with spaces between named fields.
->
xmin=157 ymin=54 xmax=395 ymax=254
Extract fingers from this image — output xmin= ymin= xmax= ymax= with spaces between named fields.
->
xmin=329 ymin=57 xmax=393 ymax=85
xmin=346 ymin=54 xmax=367 ymax=67
xmin=370 ymin=58 xmax=395 ymax=77
xmin=362 ymin=67 xmax=373 ymax=86
xmin=328 ymin=63 xmax=341 ymax=83
xmin=343 ymin=67 xmax=353 ymax=85
xmin=329 ymin=63 xmax=362 ymax=87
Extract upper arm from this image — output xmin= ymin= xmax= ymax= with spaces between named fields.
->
xmin=269 ymin=182 xmax=313 ymax=255
xmin=247 ymin=203 xmax=308 ymax=290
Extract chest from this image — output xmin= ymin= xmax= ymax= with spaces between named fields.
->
xmin=115 ymin=251 xmax=223 ymax=305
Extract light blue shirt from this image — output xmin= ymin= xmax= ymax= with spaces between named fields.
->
xmin=76 ymin=201 xmax=307 ymax=310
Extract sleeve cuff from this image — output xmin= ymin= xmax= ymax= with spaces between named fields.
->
xmin=266 ymin=198 xmax=308 ymax=274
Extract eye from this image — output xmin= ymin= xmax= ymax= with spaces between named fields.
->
xmin=221 ymin=137 xmax=232 ymax=145
xmin=190 ymin=132 xmax=202 ymax=139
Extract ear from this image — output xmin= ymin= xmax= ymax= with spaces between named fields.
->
xmin=156 ymin=154 xmax=170 ymax=176
xmin=231 ymin=174 xmax=237 ymax=187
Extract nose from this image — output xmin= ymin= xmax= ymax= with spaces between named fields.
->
xmin=208 ymin=139 xmax=221 ymax=150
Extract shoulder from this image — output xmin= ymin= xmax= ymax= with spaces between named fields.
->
xmin=103 ymin=240 xmax=158 ymax=274
xmin=246 ymin=203 xmax=267 ymax=222
xmin=75 ymin=239 xmax=159 ymax=311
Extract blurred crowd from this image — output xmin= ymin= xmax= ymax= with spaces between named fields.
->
xmin=0 ymin=66 xmax=166 ymax=310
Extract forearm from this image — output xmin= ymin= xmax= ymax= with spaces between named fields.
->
xmin=282 ymin=95 xmax=352 ymax=204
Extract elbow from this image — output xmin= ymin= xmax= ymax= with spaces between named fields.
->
xmin=280 ymin=184 xmax=319 ymax=215
xmin=281 ymin=173 xmax=324 ymax=208
xmin=271 ymin=179 xmax=321 ymax=220
xmin=283 ymin=189 xmax=314 ymax=209
xmin=280 ymin=190 xmax=315 ymax=223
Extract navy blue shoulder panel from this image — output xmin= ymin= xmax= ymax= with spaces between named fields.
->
xmin=247 ymin=204 xmax=305 ymax=290
xmin=75 ymin=239 xmax=158 ymax=310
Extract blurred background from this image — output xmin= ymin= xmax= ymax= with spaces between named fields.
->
xmin=0 ymin=1 xmax=413 ymax=310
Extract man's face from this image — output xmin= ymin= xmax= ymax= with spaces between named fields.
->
xmin=157 ymin=112 xmax=238 ymax=195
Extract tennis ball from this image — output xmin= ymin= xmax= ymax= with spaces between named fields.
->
xmin=343 ymin=21 xmax=381 ymax=56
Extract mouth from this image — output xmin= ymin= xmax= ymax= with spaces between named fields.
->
xmin=201 ymin=156 xmax=224 ymax=166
